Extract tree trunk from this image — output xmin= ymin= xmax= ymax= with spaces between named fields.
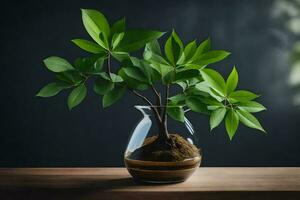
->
xmin=151 ymin=107 xmax=169 ymax=141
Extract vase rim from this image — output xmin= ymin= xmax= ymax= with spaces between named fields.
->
xmin=134 ymin=105 xmax=188 ymax=116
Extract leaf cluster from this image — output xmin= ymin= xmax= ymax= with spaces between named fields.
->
xmin=37 ymin=9 xmax=266 ymax=140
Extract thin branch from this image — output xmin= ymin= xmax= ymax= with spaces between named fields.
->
xmin=130 ymin=89 xmax=154 ymax=107
xmin=151 ymin=85 xmax=161 ymax=102
xmin=129 ymin=89 xmax=162 ymax=122
xmin=151 ymin=85 xmax=162 ymax=107
xmin=107 ymin=53 xmax=112 ymax=76
xmin=157 ymin=84 xmax=170 ymax=139
xmin=161 ymin=84 xmax=170 ymax=123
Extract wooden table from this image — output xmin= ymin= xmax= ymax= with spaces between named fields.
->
xmin=0 ymin=168 xmax=299 ymax=200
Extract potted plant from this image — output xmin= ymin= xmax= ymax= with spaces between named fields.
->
xmin=37 ymin=9 xmax=266 ymax=183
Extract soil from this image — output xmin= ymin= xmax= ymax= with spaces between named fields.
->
xmin=128 ymin=134 xmax=200 ymax=162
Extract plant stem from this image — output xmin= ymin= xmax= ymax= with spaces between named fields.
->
xmin=130 ymin=89 xmax=170 ymax=140
xmin=107 ymin=48 xmax=168 ymax=140
xmin=151 ymin=85 xmax=162 ymax=113
xmin=161 ymin=84 xmax=169 ymax=122
xmin=151 ymin=85 xmax=161 ymax=105
xmin=130 ymin=89 xmax=155 ymax=107
xmin=107 ymin=53 xmax=112 ymax=77
xmin=160 ymin=84 xmax=170 ymax=139
xmin=130 ymin=89 xmax=162 ymax=120
xmin=105 ymin=52 xmax=168 ymax=140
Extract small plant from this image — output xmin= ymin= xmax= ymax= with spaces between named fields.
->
xmin=37 ymin=9 xmax=266 ymax=142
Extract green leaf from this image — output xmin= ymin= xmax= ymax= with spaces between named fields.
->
xmin=169 ymin=93 xmax=185 ymax=104
xmin=172 ymin=31 xmax=184 ymax=64
xmin=111 ymin=51 xmax=130 ymax=62
xmin=236 ymin=110 xmax=265 ymax=132
xmin=149 ymin=63 xmax=173 ymax=79
xmin=67 ymin=84 xmax=87 ymax=110
xmin=93 ymin=76 xmax=114 ymax=95
xmin=237 ymin=101 xmax=266 ymax=113
xmin=116 ymin=30 xmax=165 ymax=52
xmin=226 ymin=66 xmax=238 ymax=95
xmin=191 ymin=38 xmax=211 ymax=60
xmin=118 ymin=68 xmax=148 ymax=90
xmin=174 ymin=69 xmax=200 ymax=82
xmin=144 ymin=51 xmax=170 ymax=65
xmin=186 ymin=97 xmax=209 ymax=114
xmin=185 ymin=86 xmax=208 ymax=97
xmin=74 ymin=55 xmax=105 ymax=73
xmin=163 ymin=70 xmax=176 ymax=84
xmin=56 ymin=71 xmax=85 ymax=84
xmin=98 ymin=32 xmax=109 ymax=48
xmin=111 ymin=17 xmax=125 ymax=35
xmin=36 ymin=82 xmax=71 ymax=97
xmin=144 ymin=40 xmax=167 ymax=66
xmin=195 ymin=81 xmax=211 ymax=94
xmin=171 ymin=31 xmax=183 ymax=49
xmin=81 ymin=9 xmax=110 ymax=48
xmin=164 ymin=36 xmax=173 ymax=64
xmin=123 ymin=67 xmax=149 ymax=83
xmin=164 ymin=30 xmax=183 ymax=65
xmin=71 ymin=39 xmax=105 ymax=54
xmin=225 ymin=109 xmax=239 ymax=140
xmin=127 ymin=56 xmax=140 ymax=66
xmin=178 ymin=40 xmax=197 ymax=64
xmin=102 ymin=86 xmax=126 ymax=108
xmin=176 ymin=81 xmax=188 ymax=91
xmin=110 ymin=73 xmax=123 ymax=82
xmin=131 ymin=58 xmax=160 ymax=83
xmin=167 ymin=106 xmax=185 ymax=122
xmin=191 ymin=83 xmax=225 ymax=102
xmin=229 ymin=90 xmax=259 ymax=103
xmin=201 ymin=96 xmax=223 ymax=106
xmin=145 ymin=39 xmax=161 ymax=55
xmin=93 ymin=57 xmax=106 ymax=72
xmin=210 ymin=107 xmax=227 ymax=130
xmin=192 ymin=50 xmax=231 ymax=67
xmin=194 ymin=82 xmax=224 ymax=102
xmin=201 ymin=69 xmax=226 ymax=96
xmin=143 ymin=45 xmax=173 ymax=77
xmin=43 ymin=56 xmax=74 ymax=72
xmin=98 ymin=72 xmax=111 ymax=80
xmin=111 ymin=32 xmax=125 ymax=50
xmin=187 ymin=76 xmax=204 ymax=86
xmin=207 ymin=105 xmax=223 ymax=111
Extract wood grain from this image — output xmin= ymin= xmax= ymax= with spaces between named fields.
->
xmin=0 ymin=167 xmax=299 ymax=200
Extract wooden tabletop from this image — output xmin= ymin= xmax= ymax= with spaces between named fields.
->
xmin=0 ymin=167 xmax=299 ymax=200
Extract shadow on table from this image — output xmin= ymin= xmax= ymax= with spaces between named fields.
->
xmin=2 ymin=176 xmax=170 ymax=190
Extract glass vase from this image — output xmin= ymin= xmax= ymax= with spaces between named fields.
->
xmin=124 ymin=105 xmax=202 ymax=183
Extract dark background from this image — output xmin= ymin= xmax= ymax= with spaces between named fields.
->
xmin=0 ymin=0 xmax=299 ymax=167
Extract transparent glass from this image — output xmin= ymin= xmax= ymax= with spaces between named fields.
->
xmin=124 ymin=106 xmax=202 ymax=183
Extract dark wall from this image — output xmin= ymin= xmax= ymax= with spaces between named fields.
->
xmin=0 ymin=0 xmax=299 ymax=167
